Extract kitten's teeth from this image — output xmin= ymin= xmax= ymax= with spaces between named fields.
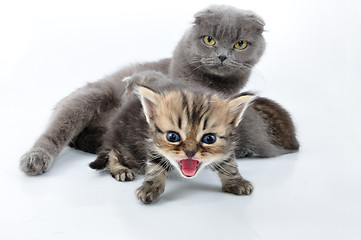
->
xmin=179 ymin=159 xmax=200 ymax=177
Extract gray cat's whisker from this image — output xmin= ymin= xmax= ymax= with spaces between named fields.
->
xmin=191 ymin=64 xmax=205 ymax=73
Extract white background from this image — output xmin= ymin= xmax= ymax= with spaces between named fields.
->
xmin=1 ymin=0 xmax=361 ymax=239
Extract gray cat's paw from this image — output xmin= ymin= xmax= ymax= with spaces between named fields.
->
xmin=222 ymin=179 xmax=253 ymax=195
xmin=111 ymin=168 xmax=135 ymax=182
xmin=136 ymin=182 xmax=165 ymax=204
xmin=20 ymin=149 xmax=53 ymax=176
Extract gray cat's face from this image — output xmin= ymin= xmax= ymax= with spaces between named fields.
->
xmin=184 ymin=5 xmax=265 ymax=76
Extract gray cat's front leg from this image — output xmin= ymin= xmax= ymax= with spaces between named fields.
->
xmin=20 ymin=105 xmax=90 ymax=175
xmin=136 ymin=161 xmax=167 ymax=204
xmin=216 ymin=157 xmax=253 ymax=195
xmin=20 ymin=84 xmax=118 ymax=176
xmin=20 ymin=147 xmax=54 ymax=176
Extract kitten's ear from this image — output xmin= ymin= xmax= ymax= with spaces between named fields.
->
xmin=228 ymin=94 xmax=256 ymax=127
xmin=136 ymin=86 xmax=161 ymax=124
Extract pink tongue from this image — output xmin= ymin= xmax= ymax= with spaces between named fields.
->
xmin=179 ymin=159 xmax=199 ymax=177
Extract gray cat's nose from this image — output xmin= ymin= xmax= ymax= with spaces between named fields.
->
xmin=218 ymin=55 xmax=227 ymax=62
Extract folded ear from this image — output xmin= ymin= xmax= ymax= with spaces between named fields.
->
xmin=136 ymin=86 xmax=161 ymax=124
xmin=193 ymin=8 xmax=214 ymax=25
xmin=228 ymin=94 xmax=256 ymax=127
xmin=246 ymin=11 xmax=265 ymax=34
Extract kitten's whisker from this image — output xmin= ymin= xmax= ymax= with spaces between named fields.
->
xmin=148 ymin=161 xmax=164 ymax=175
xmin=153 ymin=161 xmax=169 ymax=178
xmin=214 ymin=163 xmax=233 ymax=177
xmin=146 ymin=157 xmax=170 ymax=178
xmin=220 ymin=161 xmax=235 ymax=167
xmin=136 ymin=162 xmax=147 ymax=175
xmin=208 ymin=164 xmax=217 ymax=172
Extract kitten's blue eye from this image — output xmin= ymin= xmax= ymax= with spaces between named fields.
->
xmin=201 ymin=134 xmax=216 ymax=144
xmin=166 ymin=132 xmax=181 ymax=142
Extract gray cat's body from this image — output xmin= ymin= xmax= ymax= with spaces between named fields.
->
xmin=20 ymin=5 xmax=299 ymax=176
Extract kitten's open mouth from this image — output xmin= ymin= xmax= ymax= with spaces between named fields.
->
xmin=179 ymin=159 xmax=201 ymax=177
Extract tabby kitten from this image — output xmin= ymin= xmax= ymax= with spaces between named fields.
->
xmin=90 ymin=74 xmax=255 ymax=203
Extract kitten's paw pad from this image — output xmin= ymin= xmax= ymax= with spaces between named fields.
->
xmin=20 ymin=149 xmax=53 ymax=176
xmin=222 ymin=179 xmax=253 ymax=195
xmin=136 ymin=183 xmax=164 ymax=204
xmin=112 ymin=168 xmax=135 ymax=182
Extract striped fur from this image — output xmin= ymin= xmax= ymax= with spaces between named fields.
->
xmin=90 ymin=76 xmax=254 ymax=203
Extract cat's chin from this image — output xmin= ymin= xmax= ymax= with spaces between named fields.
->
xmin=178 ymin=159 xmax=201 ymax=178
xmin=205 ymin=65 xmax=237 ymax=77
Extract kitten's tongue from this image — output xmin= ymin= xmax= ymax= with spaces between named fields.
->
xmin=179 ymin=159 xmax=199 ymax=177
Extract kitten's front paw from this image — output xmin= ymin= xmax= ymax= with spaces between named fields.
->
xmin=222 ymin=178 xmax=253 ymax=195
xmin=20 ymin=148 xmax=53 ymax=176
xmin=111 ymin=168 xmax=135 ymax=182
xmin=136 ymin=181 xmax=165 ymax=204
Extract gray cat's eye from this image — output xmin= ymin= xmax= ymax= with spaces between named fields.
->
xmin=203 ymin=35 xmax=216 ymax=46
xmin=234 ymin=40 xmax=248 ymax=50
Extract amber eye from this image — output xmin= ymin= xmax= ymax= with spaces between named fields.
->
xmin=203 ymin=35 xmax=216 ymax=46
xmin=234 ymin=40 xmax=248 ymax=50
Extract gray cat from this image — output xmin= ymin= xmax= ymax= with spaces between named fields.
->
xmin=20 ymin=5 xmax=299 ymax=176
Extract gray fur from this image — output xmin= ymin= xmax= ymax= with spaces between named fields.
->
xmin=170 ymin=5 xmax=265 ymax=94
xmin=236 ymin=107 xmax=291 ymax=158
xmin=20 ymin=5 xmax=298 ymax=176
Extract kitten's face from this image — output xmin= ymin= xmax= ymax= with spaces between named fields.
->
xmin=183 ymin=5 xmax=265 ymax=77
xmin=138 ymin=87 xmax=253 ymax=178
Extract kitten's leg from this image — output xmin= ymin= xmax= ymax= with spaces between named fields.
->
xmin=106 ymin=150 xmax=135 ymax=182
xmin=216 ymin=157 xmax=253 ymax=195
xmin=136 ymin=161 xmax=167 ymax=204
xmin=20 ymin=83 xmax=123 ymax=176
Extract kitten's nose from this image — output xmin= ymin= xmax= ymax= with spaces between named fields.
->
xmin=184 ymin=149 xmax=197 ymax=158
xmin=218 ymin=55 xmax=227 ymax=62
